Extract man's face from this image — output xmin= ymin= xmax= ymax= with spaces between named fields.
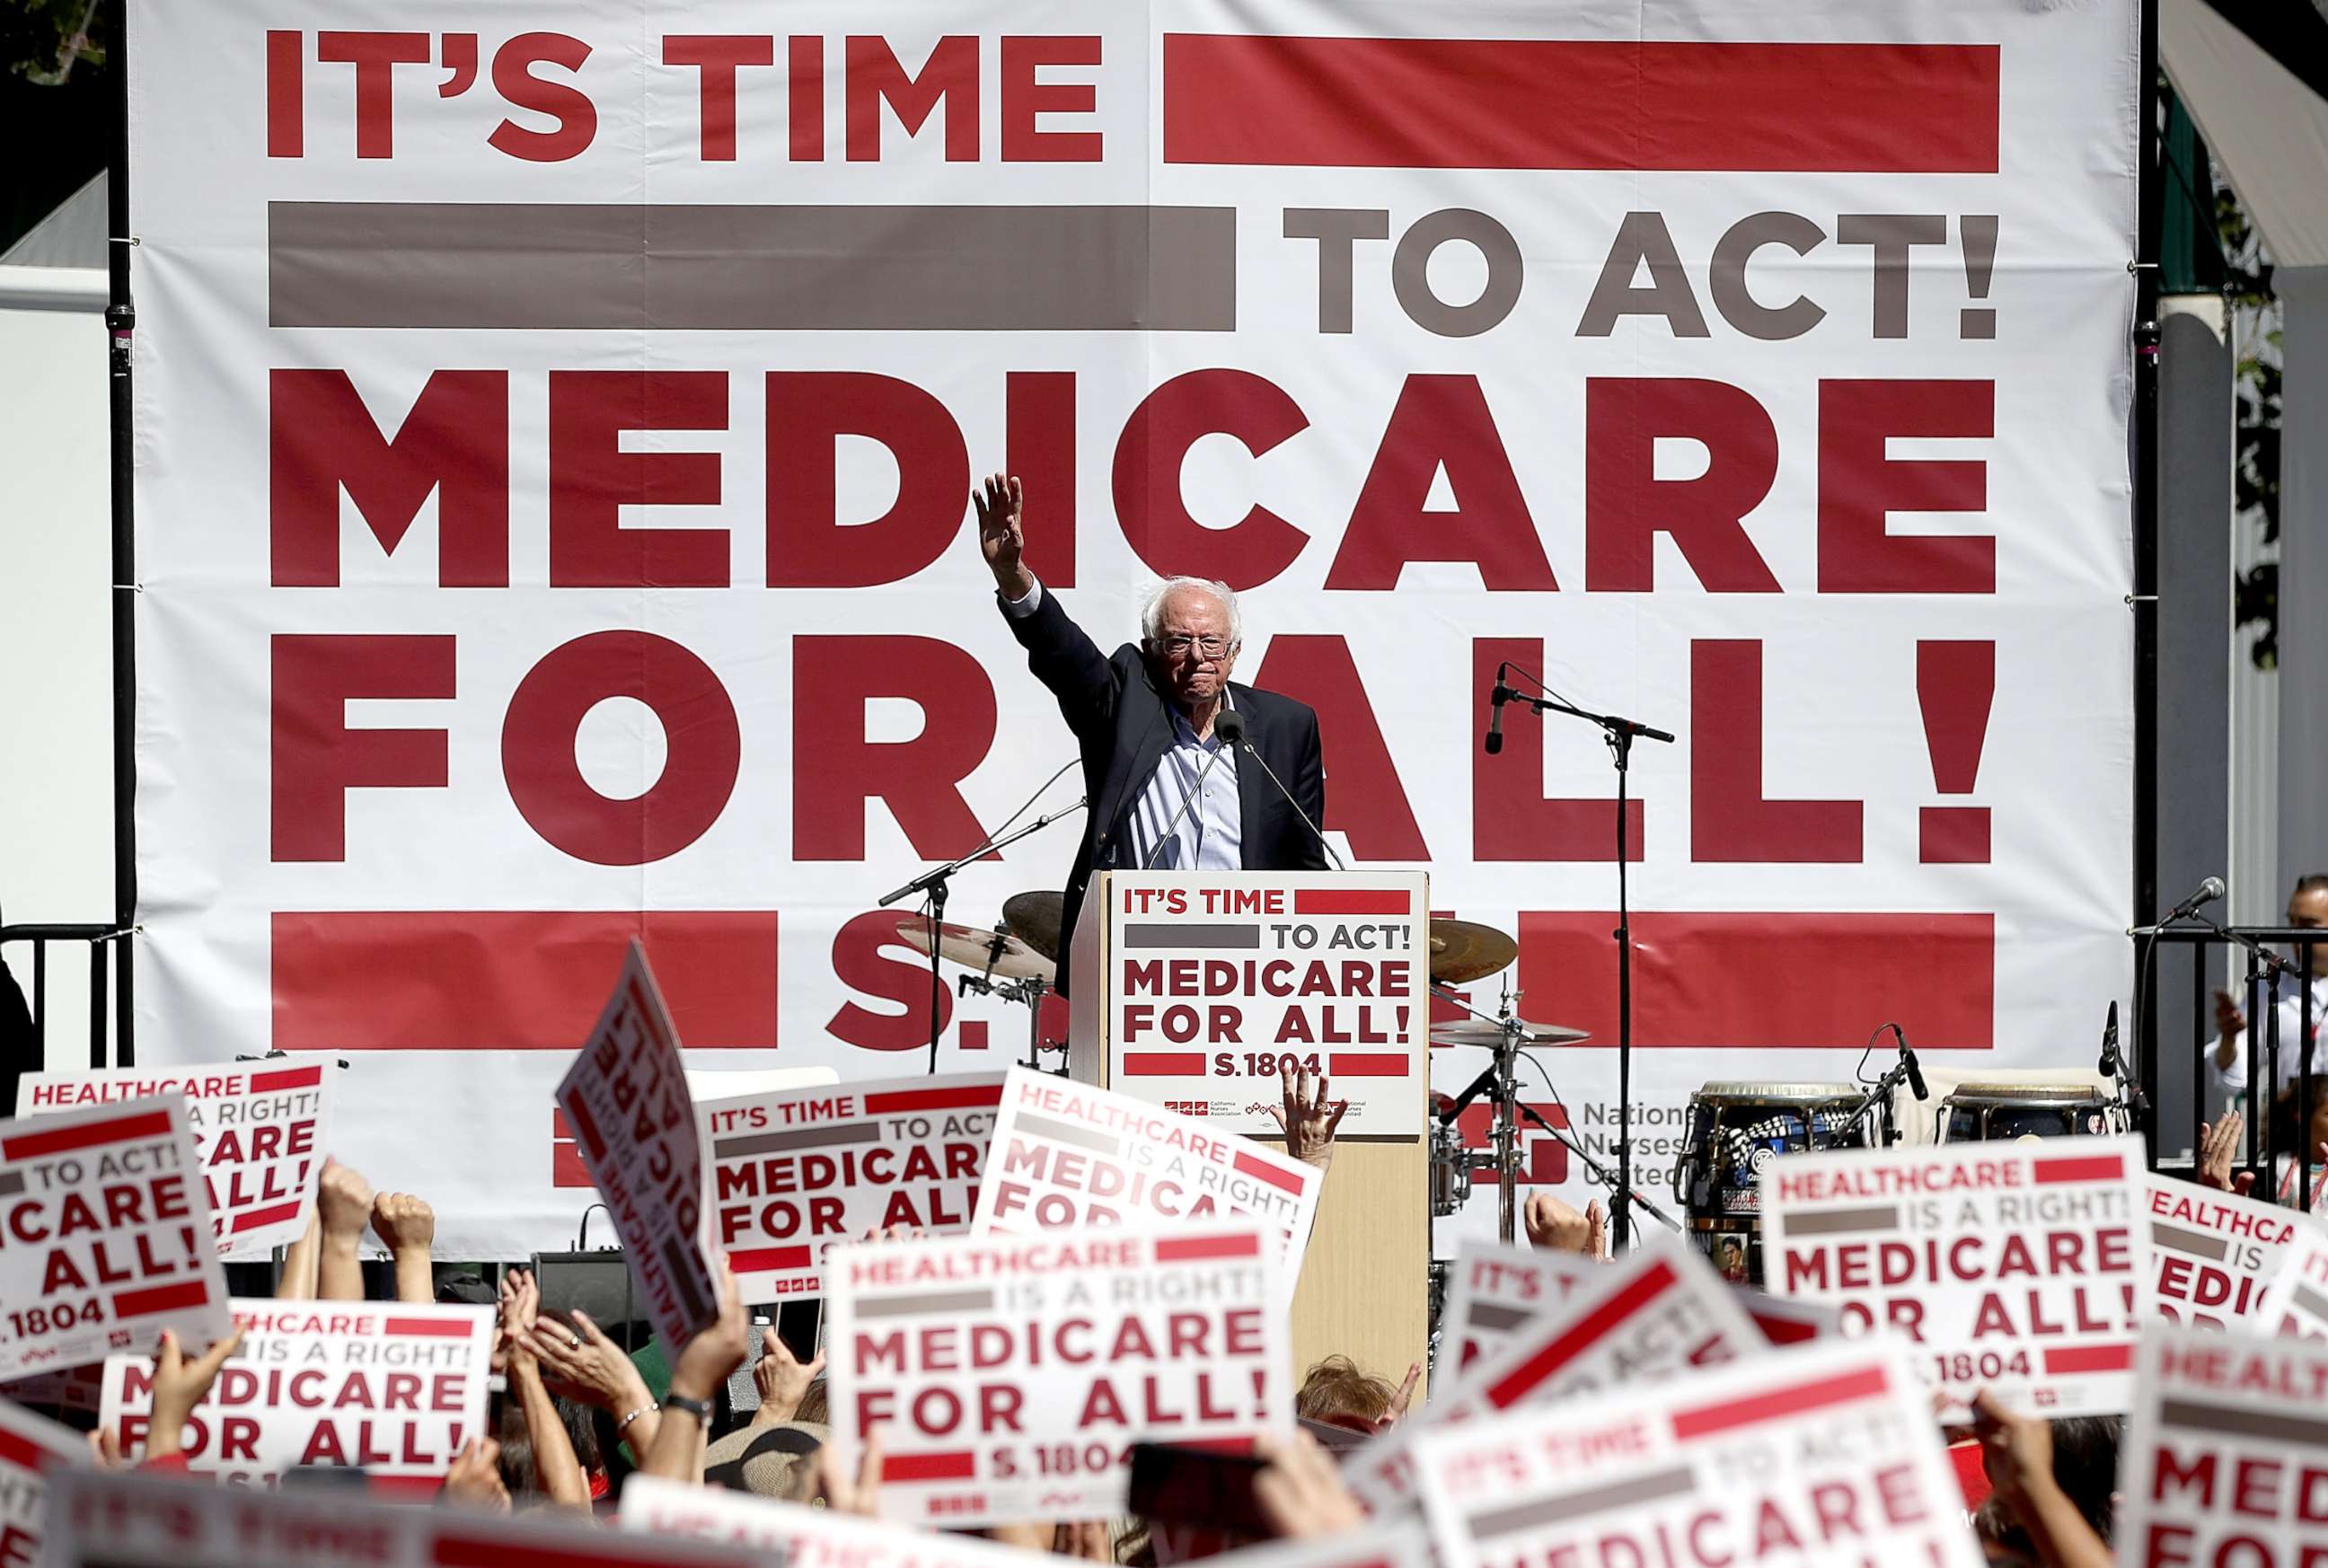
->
xmin=1146 ymin=586 xmax=1239 ymax=711
xmin=2288 ymin=889 xmax=2328 ymax=973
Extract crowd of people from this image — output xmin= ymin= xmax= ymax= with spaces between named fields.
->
xmin=13 ymin=1097 xmax=2148 ymax=1568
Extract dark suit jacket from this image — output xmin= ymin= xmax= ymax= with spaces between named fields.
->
xmin=1001 ymin=588 xmax=1327 ymax=994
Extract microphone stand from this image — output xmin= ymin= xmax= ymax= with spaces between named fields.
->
xmin=1497 ymin=684 xmax=1675 ymax=1253
xmin=1431 ymin=985 xmax=1683 ymax=1238
xmin=879 ymin=784 xmax=1083 ymax=1074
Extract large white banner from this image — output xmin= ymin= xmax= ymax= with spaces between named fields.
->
xmin=126 ymin=0 xmax=2138 ymax=1254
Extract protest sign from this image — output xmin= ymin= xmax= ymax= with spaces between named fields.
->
xmin=1412 ymin=1338 xmax=1986 ymax=1568
xmin=99 ymin=1299 xmax=491 ymax=1484
xmin=973 ymin=1069 xmax=1320 ymax=1290
xmin=1760 ymin=1135 xmax=2147 ymax=1416
xmin=1352 ymin=1241 xmax=1759 ymax=1514
xmin=18 ymin=1065 xmax=332 ymax=1259
xmin=702 ymin=1071 xmax=1001 ymax=1300
xmin=2118 ymin=1323 xmax=2328 ymax=1568
xmin=2254 ymin=1223 xmax=2328 ymax=1340
xmin=2144 ymin=1171 xmax=2315 ymax=1330
xmin=1160 ymin=1521 xmax=1437 ymax=1568
xmin=1732 ymin=1287 xmax=1847 ymax=1346
xmin=622 ymin=1474 xmax=1060 ymax=1568
xmin=0 ymin=1096 xmax=230 ymax=1377
xmin=0 ymin=1365 xmax=101 ymax=1415
xmin=1437 ymin=1241 xmax=1597 ymax=1370
xmin=557 ymin=940 xmax=720 ymax=1352
xmin=826 ymin=1223 xmax=1289 ymax=1526
xmin=41 ymin=1466 xmax=758 ymax=1568
xmin=1095 ymin=871 xmax=1430 ymax=1137
xmin=0 ymin=1396 xmax=88 ymax=1568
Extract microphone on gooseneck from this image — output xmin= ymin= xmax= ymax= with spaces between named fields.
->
xmin=1223 ymin=709 xmax=1349 ymax=873
xmin=1890 ymin=1023 xmax=1929 ymax=1102
xmin=1144 ymin=719 xmax=1234 ymax=871
xmin=2097 ymin=1000 xmax=2121 ymax=1079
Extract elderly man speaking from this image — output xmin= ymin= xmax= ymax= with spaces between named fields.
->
xmin=974 ymin=472 xmax=1329 ymax=995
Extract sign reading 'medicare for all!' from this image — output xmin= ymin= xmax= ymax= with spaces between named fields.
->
xmin=2254 ymin=1224 xmax=2328 ymax=1340
xmin=2143 ymin=1172 xmax=2316 ymax=1329
xmin=826 ymin=1224 xmax=1289 ymax=1528
xmin=1100 ymin=872 xmax=1428 ymax=1137
xmin=621 ymin=1474 xmax=1059 ymax=1568
xmin=1412 ymin=1339 xmax=1987 ymax=1568
xmin=100 ymin=1299 xmax=492 ymax=1484
xmin=972 ymin=1069 xmax=1320 ymax=1285
xmin=1761 ymin=1135 xmax=2147 ymax=1417
xmin=17 ymin=1065 xmax=333 ymax=1259
xmin=0 ymin=1096 xmax=231 ymax=1377
xmin=2117 ymin=1324 xmax=2328 ymax=1568
xmin=701 ymin=1072 xmax=1001 ymax=1301
xmin=558 ymin=942 xmax=720 ymax=1353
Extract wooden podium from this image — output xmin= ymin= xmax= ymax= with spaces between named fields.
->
xmin=1065 ymin=871 xmax=1431 ymax=1396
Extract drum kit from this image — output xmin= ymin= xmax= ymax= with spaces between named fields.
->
xmin=893 ymin=895 xmax=1069 ymax=1070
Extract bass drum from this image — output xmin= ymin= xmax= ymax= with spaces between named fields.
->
xmin=1936 ymin=1081 xmax=2123 ymax=1143
xmin=1675 ymin=1081 xmax=1870 ymax=1287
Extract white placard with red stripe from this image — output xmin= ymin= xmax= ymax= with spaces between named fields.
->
xmin=1100 ymin=872 xmax=1428 ymax=1136
xmin=971 ymin=1070 xmax=1320 ymax=1291
xmin=2117 ymin=1324 xmax=2328 ymax=1568
xmin=41 ymin=1466 xmax=762 ymax=1568
xmin=0 ymin=1365 xmax=102 ymax=1415
xmin=17 ymin=1064 xmax=334 ymax=1261
xmin=701 ymin=1070 xmax=1001 ymax=1300
xmin=0 ymin=1395 xmax=89 ymax=1565
xmin=557 ymin=941 xmax=720 ymax=1352
xmin=1438 ymin=1241 xmax=1599 ymax=1371
xmin=2254 ymin=1224 xmax=2328 ymax=1340
xmin=2143 ymin=1172 xmax=2318 ymax=1330
xmin=97 ymin=1299 xmax=491 ymax=1487
xmin=620 ymin=1474 xmax=1060 ymax=1568
xmin=1351 ymin=1240 xmax=1760 ymax=1515
xmin=1761 ymin=1135 xmax=2148 ymax=1418
xmin=0 ymin=1096 xmax=230 ymax=1378
xmin=1732 ymin=1287 xmax=1847 ymax=1346
xmin=825 ymin=1222 xmax=1290 ymax=1527
xmin=1412 ymin=1338 xmax=1986 ymax=1568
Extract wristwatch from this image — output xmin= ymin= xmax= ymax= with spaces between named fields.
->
xmin=663 ymin=1392 xmax=714 ymax=1422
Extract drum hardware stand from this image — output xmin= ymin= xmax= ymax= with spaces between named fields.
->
xmin=956 ymin=963 xmax=1067 ymax=1073
xmin=877 ymin=779 xmax=1083 ymax=1073
xmin=1490 ymin=673 xmax=1675 ymax=1251
xmin=1431 ymin=984 xmax=1683 ymax=1240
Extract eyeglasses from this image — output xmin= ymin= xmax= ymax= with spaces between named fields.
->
xmin=1156 ymin=635 xmax=1230 ymax=657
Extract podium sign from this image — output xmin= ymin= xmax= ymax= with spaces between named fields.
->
xmin=1071 ymin=872 xmax=1428 ymax=1138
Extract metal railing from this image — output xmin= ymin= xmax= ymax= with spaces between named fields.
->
xmin=2140 ymin=925 xmax=2319 ymax=1211
xmin=0 ymin=923 xmax=131 ymax=1070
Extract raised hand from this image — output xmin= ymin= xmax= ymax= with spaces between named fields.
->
xmin=1252 ymin=1429 xmax=1363 ymax=1538
xmin=974 ymin=472 xmax=1030 ymax=596
xmin=1268 ymin=1066 xmax=1347 ymax=1169
xmin=1523 ymin=1192 xmax=1593 ymax=1254
xmin=440 ymin=1436 xmax=511 ymax=1511
xmin=2197 ymin=1114 xmax=2256 ymax=1195
xmin=146 ymin=1326 xmax=245 ymax=1461
xmin=752 ymin=1333 xmax=825 ymax=1427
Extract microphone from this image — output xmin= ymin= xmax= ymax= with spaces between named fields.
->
xmin=1223 ymin=709 xmax=1350 ymax=872
xmin=2097 ymin=1000 xmax=2121 ymax=1079
xmin=1486 ymin=672 xmax=1511 ymax=755
xmin=1142 ymin=718 xmax=1235 ymax=870
xmin=1892 ymin=1024 xmax=1929 ymax=1102
xmin=2163 ymin=876 xmax=2227 ymax=924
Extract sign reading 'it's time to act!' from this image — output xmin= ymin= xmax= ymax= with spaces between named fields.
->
xmin=1074 ymin=872 xmax=1428 ymax=1138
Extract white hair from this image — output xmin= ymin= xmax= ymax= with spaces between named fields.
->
xmin=1141 ymin=576 xmax=1242 ymax=649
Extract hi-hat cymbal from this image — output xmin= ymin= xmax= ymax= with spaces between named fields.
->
xmin=1429 ymin=1019 xmax=1591 ymax=1048
xmin=1428 ymin=919 xmax=1519 ymax=984
xmin=1002 ymin=890 xmax=1067 ymax=963
xmin=893 ymin=916 xmax=1054 ymax=982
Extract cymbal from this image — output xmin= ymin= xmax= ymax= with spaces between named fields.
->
xmin=1002 ymin=890 xmax=1067 ymax=963
xmin=892 ymin=916 xmax=1054 ymax=982
xmin=1430 ymin=1019 xmax=1592 ymax=1048
xmin=1428 ymin=919 xmax=1518 ymax=984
